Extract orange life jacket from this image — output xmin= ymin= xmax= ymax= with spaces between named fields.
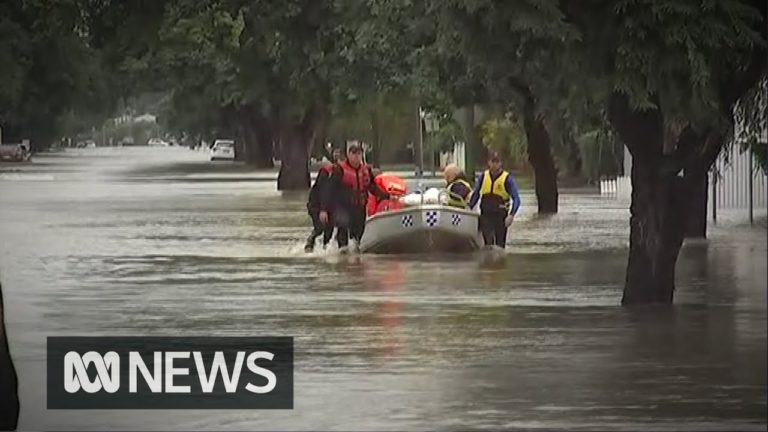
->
xmin=339 ymin=160 xmax=371 ymax=206
xmin=367 ymin=174 xmax=407 ymax=216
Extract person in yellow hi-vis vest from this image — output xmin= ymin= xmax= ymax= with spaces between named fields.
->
xmin=468 ymin=153 xmax=521 ymax=248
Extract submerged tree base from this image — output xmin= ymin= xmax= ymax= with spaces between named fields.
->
xmin=0 ymin=281 xmax=20 ymax=430
xmin=276 ymin=125 xmax=312 ymax=191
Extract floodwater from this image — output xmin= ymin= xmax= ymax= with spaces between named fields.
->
xmin=0 ymin=146 xmax=766 ymax=431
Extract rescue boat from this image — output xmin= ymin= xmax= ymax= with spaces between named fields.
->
xmin=360 ymin=185 xmax=482 ymax=254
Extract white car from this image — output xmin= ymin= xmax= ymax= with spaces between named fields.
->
xmin=147 ymin=138 xmax=169 ymax=147
xmin=210 ymin=140 xmax=235 ymax=161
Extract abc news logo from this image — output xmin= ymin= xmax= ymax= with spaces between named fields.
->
xmin=48 ymin=337 xmax=293 ymax=409
xmin=64 ymin=350 xmax=277 ymax=394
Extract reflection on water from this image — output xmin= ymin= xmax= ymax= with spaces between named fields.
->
xmin=0 ymin=147 xmax=766 ymax=431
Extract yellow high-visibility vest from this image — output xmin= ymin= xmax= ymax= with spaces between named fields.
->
xmin=446 ymin=179 xmax=472 ymax=207
xmin=479 ymin=170 xmax=511 ymax=203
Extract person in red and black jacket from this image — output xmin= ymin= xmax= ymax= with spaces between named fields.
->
xmin=319 ymin=142 xmax=389 ymax=251
xmin=304 ymin=149 xmax=343 ymax=252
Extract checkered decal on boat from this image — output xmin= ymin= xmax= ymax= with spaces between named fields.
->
xmin=424 ymin=210 xmax=439 ymax=227
xmin=401 ymin=214 xmax=414 ymax=227
xmin=451 ymin=213 xmax=461 ymax=226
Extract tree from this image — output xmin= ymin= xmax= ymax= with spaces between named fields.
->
xmin=565 ymin=0 xmax=767 ymax=304
xmin=148 ymin=0 xmax=423 ymax=187
xmin=480 ymin=114 xmax=528 ymax=166
xmin=0 ymin=0 xmax=112 ymax=150
xmin=0 ymin=281 xmax=19 ymax=431
xmin=411 ymin=0 xmax=579 ymax=213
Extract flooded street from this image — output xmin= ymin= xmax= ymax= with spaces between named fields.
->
xmin=1 ymin=147 xmax=766 ymax=431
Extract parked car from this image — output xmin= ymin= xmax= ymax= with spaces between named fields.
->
xmin=147 ymin=138 xmax=169 ymax=147
xmin=210 ymin=139 xmax=236 ymax=161
xmin=0 ymin=144 xmax=29 ymax=162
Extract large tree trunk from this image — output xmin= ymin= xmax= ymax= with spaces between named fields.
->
xmin=681 ymin=131 xmax=726 ymax=239
xmin=277 ymin=124 xmax=312 ymax=191
xmin=624 ymin=161 xmax=687 ymax=304
xmin=246 ymin=123 xmax=275 ymax=168
xmin=520 ymin=93 xmax=559 ymax=214
xmin=510 ymin=80 xmax=559 ymax=213
xmin=235 ymin=108 xmax=274 ymax=167
xmin=525 ymin=119 xmax=559 ymax=214
xmin=0 ymin=282 xmax=20 ymax=431
xmin=609 ymin=93 xmax=687 ymax=305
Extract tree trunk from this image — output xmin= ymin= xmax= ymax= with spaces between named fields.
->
xmin=681 ymin=131 xmax=726 ymax=239
xmin=609 ymin=93 xmax=686 ymax=305
xmin=509 ymin=80 xmax=559 ymax=213
xmin=623 ymin=161 xmax=687 ymax=304
xmin=0 ymin=282 xmax=20 ymax=431
xmin=247 ymin=123 xmax=275 ymax=168
xmin=235 ymin=108 xmax=274 ymax=167
xmin=277 ymin=125 xmax=312 ymax=190
xmin=683 ymin=163 xmax=709 ymax=238
xmin=521 ymin=98 xmax=559 ymax=214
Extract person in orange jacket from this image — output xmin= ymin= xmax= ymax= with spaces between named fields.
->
xmin=319 ymin=142 xmax=389 ymax=250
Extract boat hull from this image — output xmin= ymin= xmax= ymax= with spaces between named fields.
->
xmin=360 ymin=205 xmax=482 ymax=254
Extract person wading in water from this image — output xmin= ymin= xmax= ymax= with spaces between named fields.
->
xmin=304 ymin=148 xmax=343 ymax=252
xmin=468 ymin=153 xmax=521 ymax=248
xmin=320 ymin=142 xmax=389 ymax=252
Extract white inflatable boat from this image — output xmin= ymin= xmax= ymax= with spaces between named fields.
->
xmin=359 ymin=189 xmax=482 ymax=254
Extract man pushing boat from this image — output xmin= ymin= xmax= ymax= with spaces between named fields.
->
xmin=319 ymin=141 xmax=390 ymax=252
xmin=304 ymin=148 xmax=344 ymax=252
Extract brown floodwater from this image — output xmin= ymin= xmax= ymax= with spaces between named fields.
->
xmin=0 ymin=146 xmax=765 ymax=431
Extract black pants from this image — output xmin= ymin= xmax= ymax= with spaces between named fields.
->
xmin=479 ymin=211 xmax=508 ymax=248
xmin=307 ymin=210 xmax=334 ymax=246
xmin=334 ymin=206 xmax=366 ymax=248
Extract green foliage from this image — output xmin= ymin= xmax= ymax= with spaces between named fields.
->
xmin=571 ymin=0 xmax=765 ymax=126
xmin=480 ymin=115 xmax=527 ymax=165
xmin=735 ymin=76 xmax=767 ymax=174
xmin=0 ymin=0 xmax=111 ymax=148
xmin=325 ymin=92 xmax=419 ymax=163
xmin=576 ymin=129 xmax=624 ymax=182
xmin=427 ymin=117 xmax=463 ymax=154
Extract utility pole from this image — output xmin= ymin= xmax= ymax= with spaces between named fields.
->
xmin=418 ymin=106 xmax=424 ymax=179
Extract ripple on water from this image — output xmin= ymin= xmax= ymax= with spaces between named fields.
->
xmin=0 ymin=148 xmax=765 ymax=431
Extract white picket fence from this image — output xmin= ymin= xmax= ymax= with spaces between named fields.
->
xmin=600 ymin=145 xmax=767 ymax=222
xmin=437 ymin=141 xmax=468 ymax=171
xmin=599 ymin=176 xmax=632 ymax=200
xmin=711 ymin=144 xmax=767 ymax=211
